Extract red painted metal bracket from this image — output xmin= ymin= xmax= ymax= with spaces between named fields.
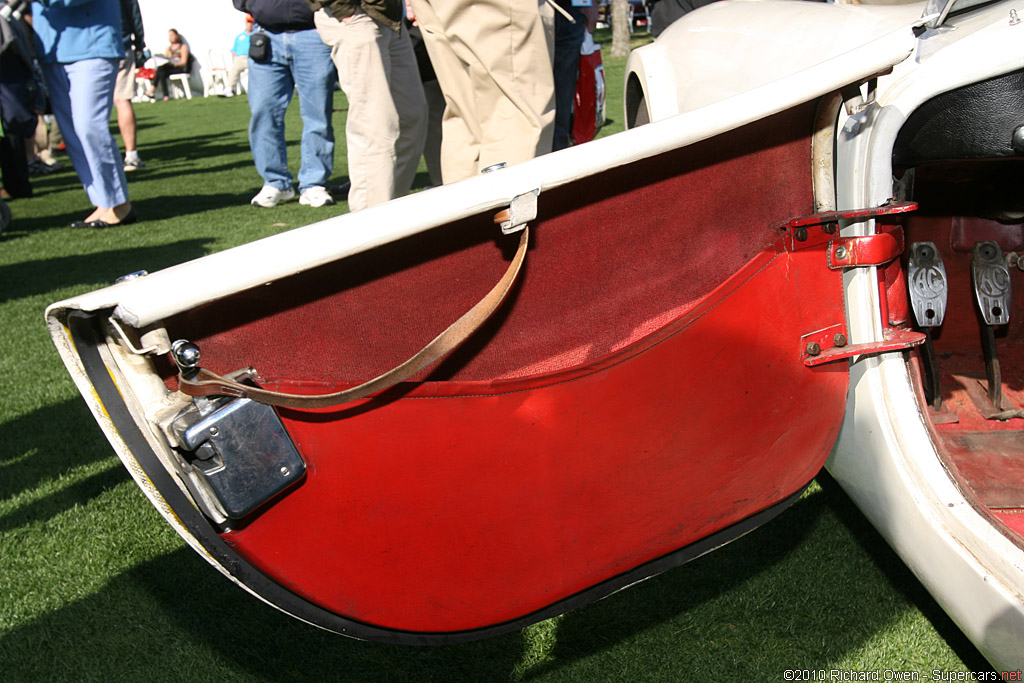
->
xmin=826 ymin=230 xmax=904 ymax=270
xmin=783 ymin=200 xmax=917 ymax=228
xmin=801 ymin=325 xmax=925 ymax=367
xmin=780 ymin=201 xmax=917 ymax=252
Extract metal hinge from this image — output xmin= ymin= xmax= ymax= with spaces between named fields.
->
xmin=801 ymin=324 xmax=925 ymax=367
xmin=780 ymin=201 xmax=917 ymax=251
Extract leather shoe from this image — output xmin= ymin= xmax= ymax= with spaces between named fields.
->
xmin=71 ymin=207 xmax=138 ymax=229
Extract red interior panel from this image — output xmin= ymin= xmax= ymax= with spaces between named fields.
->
xmin=165 ymin=105 xmax=816 ymax=386
xmin=159 ymin=104 xmax=853 ymax=633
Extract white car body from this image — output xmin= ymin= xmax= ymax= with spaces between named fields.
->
xmin=628 ymin=0 xmax=1024 ymax=671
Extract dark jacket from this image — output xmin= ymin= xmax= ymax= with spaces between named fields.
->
xmin=119 ymin=0 xmax=145 ymax=51
xmin=233 ymin=0 xmax=317 ymax=32
xmin=304 ymin=0 xmax=403 ymax=32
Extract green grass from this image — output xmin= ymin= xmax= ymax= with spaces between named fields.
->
xmin=0 ymin=32 xmax=994 ymax=681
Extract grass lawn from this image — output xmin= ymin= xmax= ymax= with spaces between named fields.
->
xmin=0 ymin=31 xmax=995 ymax=681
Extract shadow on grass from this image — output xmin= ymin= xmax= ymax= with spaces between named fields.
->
xmin=0 ymin=239 xmax=215 ymax=304
xmin=0 ymin=473 xmax=993 ymax=680
xmin=0 ymin=399 xmax=120 ymax=501
xmin=526 ymin=474 xmax=991 ymax=679
xmin=0 ymin=462 xmax=127 ymax=532
xmin=0 ymin=546 xmax=528 ymax=682
xmin=130 ymin=192 xmax=262 ymax=220
xmin=141 ymin=132 xmax=251 ymax=160
xmin=123 ymin=158 xmax=259 ymax=185
xmin=815 ymin=472 xmax=993 ymax=673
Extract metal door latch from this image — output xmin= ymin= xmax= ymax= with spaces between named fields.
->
xmin=170 ymin=368 xmax=306 ymax=520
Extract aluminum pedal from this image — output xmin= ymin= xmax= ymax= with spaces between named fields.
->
xmin=971 ymin=241 xmax=1012 ymax=326
xmin=971 ymin=241 xmax=1012 ymax=412
xmin=907 ymin=242 xmax=948 ymax=327
xmin=907 ymin=242 xmax=949 ymax=409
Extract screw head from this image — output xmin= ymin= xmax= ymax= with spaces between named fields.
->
xmin=280 ymin=466 xmax=291 ymax=477
xmin=833 ymin=333 xmax=848 ymax=347
xmin=805 ymin=341 xmax=821 ymax=356
xmin=835 ymin=245 xmax=849 ymax=260
xmin=794 ymin=227 xmax=808 ymax=242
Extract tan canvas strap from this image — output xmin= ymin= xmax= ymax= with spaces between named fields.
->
xmin=178 ymin=226 xmax=529 ymax=409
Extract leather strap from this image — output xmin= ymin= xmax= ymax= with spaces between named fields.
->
xmin=179 ymin=226 xmax=530 ymax=409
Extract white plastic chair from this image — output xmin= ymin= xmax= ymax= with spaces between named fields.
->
xmin=204 ymin=49 xmax=229 ymax=97
xmin=169 ymin=59 xmax=202 ymax=99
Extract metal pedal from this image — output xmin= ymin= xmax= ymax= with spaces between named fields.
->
xmin=972 ymin=241 xmax=1012 ymax=326
xmin=908 ymin=242 xmax=948 ymax=327
xmin=908 ymin=242 xmax=948 ymax=409
xmin=971 ymin=241 xmax=1012 ymax=411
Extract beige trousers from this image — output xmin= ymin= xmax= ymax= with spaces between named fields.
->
xmin=408 ymin=0 xmax=555 ymax=183
xmin=314 ymin=9 xmax=427 ymax=211
xmin=227 ymin=54 xmax=248 ymax=90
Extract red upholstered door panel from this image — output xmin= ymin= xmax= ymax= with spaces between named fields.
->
xmin=165 ymin=103 xmax=849 ymax=634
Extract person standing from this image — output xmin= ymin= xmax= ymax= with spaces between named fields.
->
xmin=233 ymin=0 xmax=336 ymax=208
xmin=407 ymin=0 xmax=555 ymax=183
xmin=552 ymin=0 xmax=597 ymax=151
xmin=115 ymin=0 xmax=146 ymax=171
xmin=225 ymin=14 xmax=253 ymax=96
xmin=308 ymin=0 xmax=426 ymax=211
xmin=0 ymin=5 xmax=37 ymax=199
xmin=32 ymin=0 xmax=135 ymax=228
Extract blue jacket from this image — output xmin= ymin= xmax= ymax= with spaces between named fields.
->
xmin=32 ymin=0 xmax=125 ymax=64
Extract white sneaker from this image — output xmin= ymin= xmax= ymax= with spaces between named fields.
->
xmin=124 ymin=155 xmax=145 ymax=172
xmin=251 ymin=185 xmax=296 ymax=208
xmin=299 ymin=185 xmax=334 ymax=207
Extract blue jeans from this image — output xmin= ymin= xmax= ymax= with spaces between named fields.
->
xmin=247 ymin=28 xmax=334 ymax=192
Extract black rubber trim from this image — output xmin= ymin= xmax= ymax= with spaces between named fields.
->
xmin=69 ymin=310 xmax=813 ymax=645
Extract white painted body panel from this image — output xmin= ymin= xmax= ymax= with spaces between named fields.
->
xmin=628 ymin=0 xmax=1024 ymax=670
xmin=829 ymin=2 xmax=1024 ymax=672
xmin=625 ymin=0 xmax=922 ymax=121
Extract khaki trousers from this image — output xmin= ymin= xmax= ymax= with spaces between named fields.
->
xmin=315 ymin=9 xmax=427 ymax=211
xmin=409 ymin=0 xmax=555 ymax=183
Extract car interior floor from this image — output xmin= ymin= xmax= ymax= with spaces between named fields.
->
xmin=903 ymin=161 xmax=1024 ymax=543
